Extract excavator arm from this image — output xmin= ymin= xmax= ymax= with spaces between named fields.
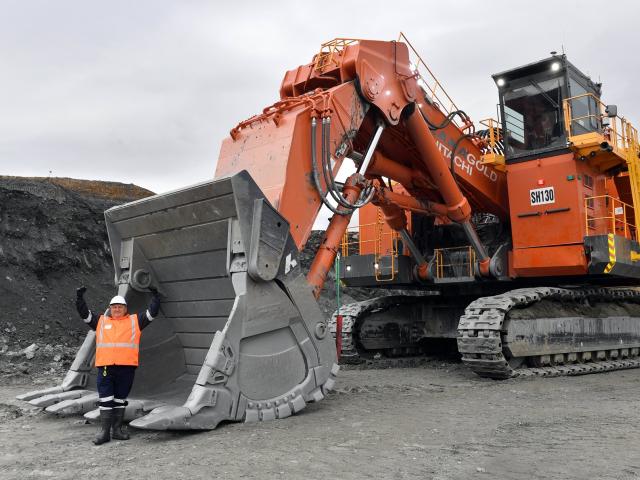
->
xmin=217 ymin=38 xmax=507 ymax=284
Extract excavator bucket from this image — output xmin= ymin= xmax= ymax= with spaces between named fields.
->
xmin=17 ymin=171 xmax=338 ymax=430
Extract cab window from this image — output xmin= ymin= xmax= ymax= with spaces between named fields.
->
xmin=503 ymin=75 xmax=565 ymax=157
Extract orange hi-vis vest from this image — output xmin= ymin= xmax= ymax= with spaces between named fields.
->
xmin=95 ymin=314 xmax=141 ymax=367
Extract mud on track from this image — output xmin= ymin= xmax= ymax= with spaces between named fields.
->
xmin=1 ymin=361 xmax=640 ymax=480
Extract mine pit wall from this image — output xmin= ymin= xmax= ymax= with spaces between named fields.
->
xmin=0 ymin=177 xmax=153 ymax=355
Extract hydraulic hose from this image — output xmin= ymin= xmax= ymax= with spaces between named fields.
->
xmin=416 ymin=105 xmax=476 ymax=174
xmin=420 ymin=108 xmax=471 ymax=132
xmin=321 ymin=118 xmax=361 ymax=209
xmin=310 ymin=117 xmax=373 ymax=215
xmin=448 ymin=133 xmax=477 ymax=173
xmin=320 ymin=119 xmax=356 ymax=211
xmin=319 ymin=117 xmax=373 ymax=211
xmin=310 ymin=117 xmax=352 ymax=216
xmin=320 ymin=118 xmax=350 ymax=208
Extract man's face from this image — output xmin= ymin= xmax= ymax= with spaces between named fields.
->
xmin=110 ymin=304 xmax=128 ymax=317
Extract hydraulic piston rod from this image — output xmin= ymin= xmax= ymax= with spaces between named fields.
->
xmin=307 ymin=175 xmax=363 ymax=298
xmin=405 ymin=108 xmax=471 ymax=223
xmin=400 ymin=229 xmax=427 ymax=265
xmin=405 ymin=107 xmax=491 ymax=276
xmin=358 ymin=124 xmax=385 ymax=175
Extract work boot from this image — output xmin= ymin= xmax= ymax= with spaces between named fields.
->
xmin=111 ymin=408 xmax=130 ymax=440
xmin=93 ymin=409 xmax=112 ymax=445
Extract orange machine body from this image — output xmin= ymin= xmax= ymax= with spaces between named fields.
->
xmin=506 ymin=153 xmax=600 ymax=276
xmin=357 ymin=144 xmax=636 ymax=280
xmin=214 ymin=37 xmax=640 ymax=293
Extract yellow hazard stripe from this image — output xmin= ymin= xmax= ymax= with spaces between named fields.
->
xmin=604 ymin=233 xmax=616 ymax=274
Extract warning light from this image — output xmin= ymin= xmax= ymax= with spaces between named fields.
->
xmin=537 ymin=179 xmax=545 ymax=186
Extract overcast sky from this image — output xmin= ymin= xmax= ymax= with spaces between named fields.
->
xmin=1 ymin=0 xmax=639 ymax=201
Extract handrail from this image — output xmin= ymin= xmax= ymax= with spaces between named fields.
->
xmin=314 ymin=38 xmax=359 ymax=71
xmin=563 ymin=93 xmax=632 ymax=154
xmin=433 ymin=246 xmax=476 ymax=279
xmin=565 ymin=93 xmax=640 ymax=230
xmin=624 ymin=122 xmax=640 ymax=234
xmin=584 ymin=194 xmax=636 ymax=241
xmin=341 ymin=209 xmax=400 ymax=282
xmin=398 ymin=32 xmax=465 ymax=130
xmin=478 ymin=118 xmax=504 ymax=156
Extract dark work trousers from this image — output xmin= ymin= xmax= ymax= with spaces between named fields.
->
xmin=96 ymin=365 xmax=136 ymax=410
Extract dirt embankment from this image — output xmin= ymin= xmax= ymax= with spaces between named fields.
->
xmin=0 ymin=177 xmax=154 ymax=376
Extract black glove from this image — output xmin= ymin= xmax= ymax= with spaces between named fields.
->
xmin=148 ymin=289 xmax=161 ymax=318
xmin=76 ymin=287 xmax=90 ymax=319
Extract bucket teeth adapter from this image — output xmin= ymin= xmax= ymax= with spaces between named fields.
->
xmin=18 ymin=171 xmax=338 ymax=430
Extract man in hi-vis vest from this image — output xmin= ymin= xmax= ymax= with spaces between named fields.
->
xmin=76 ymin=286 xmax=161 ymax=445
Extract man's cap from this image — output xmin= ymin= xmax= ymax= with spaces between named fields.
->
xmin=109 ymin=295 xmax=127 ymax=306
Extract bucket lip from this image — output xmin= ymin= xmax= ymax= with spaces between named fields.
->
xmin=105 ymin=175 xmax=236 ymax=214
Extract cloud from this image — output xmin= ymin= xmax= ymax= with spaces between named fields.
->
xmin=0 ymin=0 xmax=638 ymax=202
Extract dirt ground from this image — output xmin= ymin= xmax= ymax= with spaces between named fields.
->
xmin=3 ymin=176 xmax=640 ymax=479
xmin=1 ymin=362 xmax=640 ymax=480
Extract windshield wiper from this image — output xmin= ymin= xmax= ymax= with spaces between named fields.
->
xmin=528 ymin=80 xmax=560 ymax=109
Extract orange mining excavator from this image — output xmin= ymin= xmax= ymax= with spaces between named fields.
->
xmin=19 ymin=35 xmax=640 ymax=429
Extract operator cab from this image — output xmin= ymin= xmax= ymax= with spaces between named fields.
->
xmin=493 ymin=55 xmax=601 ymax=162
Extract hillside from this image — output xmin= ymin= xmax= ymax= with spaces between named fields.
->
xmin=0 ymin=177 xmax=154 ymax=361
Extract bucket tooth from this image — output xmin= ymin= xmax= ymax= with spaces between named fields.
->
xmin=83 ymin=408 xmax=99 ymax=421
xmin=123 ymin=399 xmax=166 ymax=422
xmin=18 ymin=171 xmax=337 ymax=431
xmin=16 ymin=386 xmax=65 ymax=402
xmin=16 ymin=330 xmax=95 ymax=405
xmin=28 ymin=390 xmax=93 ymax=408
xmin=45 ymin=393 xmax=99 ymax=416
xmin=129 ymin=406 xmax=193 ymax=430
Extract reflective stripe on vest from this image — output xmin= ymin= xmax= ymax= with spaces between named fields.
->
xmin=95 ymin=314 xmax=141 ymax=367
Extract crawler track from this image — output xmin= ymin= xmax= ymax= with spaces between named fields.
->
xmin=458 ymin=287 xmax=640 ymax=379
xmin=331 ymin=287 xmax=640 ymax=378
xmin=329 ymin=296 xmax=424 ymax=362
